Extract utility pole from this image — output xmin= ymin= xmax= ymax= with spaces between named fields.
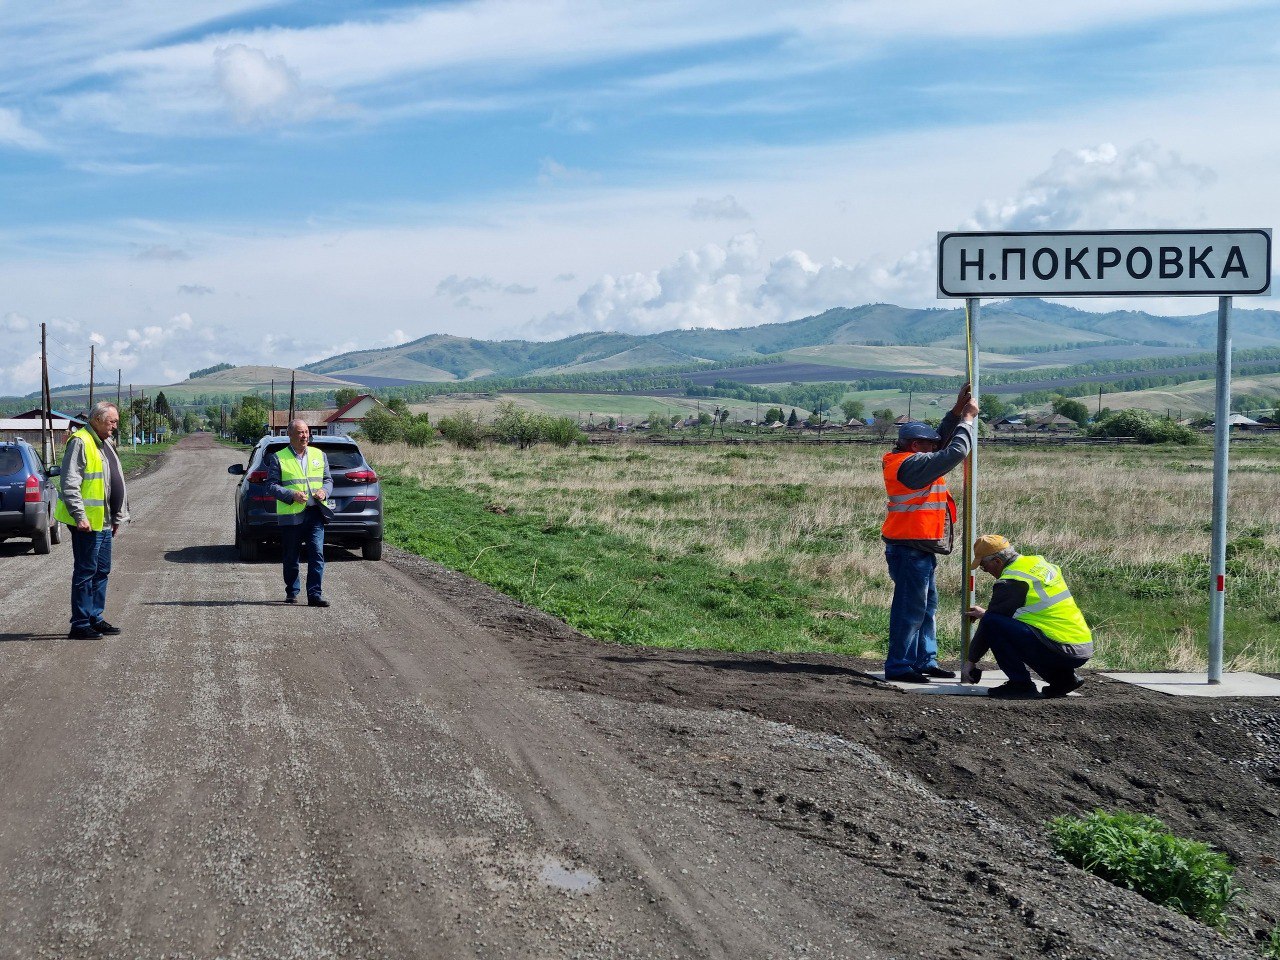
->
xmin=288 ymin=371 xmax=296 ymax=424
xmin=88 ymin=344 xmax=95 ymax=411
xmin=40 ymin=323 xmax=51 ymax=465
xmin=271 ymin=379 xmax=276 ymax=437
xmin=129 ymin=384 xmax=136 ymax=450
xmin=907 ymin=387 xmax=913 ymax=419
xmin=1097 ymin=386 xmax=1103 ymax=419
xmin=116 ymin=369 xmax=122 ymax=443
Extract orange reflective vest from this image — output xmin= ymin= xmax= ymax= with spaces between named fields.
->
xmin=881 ymin=452 xmax=956 ymax=541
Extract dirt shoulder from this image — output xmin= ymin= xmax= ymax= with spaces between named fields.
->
xmin=389 ymin=549 xmax=1280 ymax=956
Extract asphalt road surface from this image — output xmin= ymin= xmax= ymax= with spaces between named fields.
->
xmin=0 ymin=435 xmax=1273 ymax=959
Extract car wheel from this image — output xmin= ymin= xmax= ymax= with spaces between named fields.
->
xmin=32 ymin=515 xmax=51 ymax=555
xmin=236 ymin=524 xmax=260 ymax=562
xmin=49 ymin=511 xmax=62 ymax=544
xmin=361 ymin=538 xmax=383 ymax=561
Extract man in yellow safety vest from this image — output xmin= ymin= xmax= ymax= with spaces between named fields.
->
xmin=964 ymin=535 xmax=1094 ymax=699
xmin=57 ymin=401 xmax=129 ymax=639
xmin=267 ymin=418 xmax=333 ymax=607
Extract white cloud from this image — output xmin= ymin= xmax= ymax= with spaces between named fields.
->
xmin=213 ymin=44 xmax=340 ymax=125
xmin=436 ymin=274 xmax=537 ymax=299
xmin=135 ymin=244 xmax=192 ymax=261
xmin=4 ymin=312 xmax=31 ymax=332
xmin=690 ymin=195 xmax=751 ymax=221
xmin=537 ymin=158 xmax=599 ymax=187
xmin=963 ymin=141 xmax=1215 ymax=231
xmin=178 ymin=283 xmax=214 ymax=295
xmin=0 ymin=107 xmax=49 ymax=150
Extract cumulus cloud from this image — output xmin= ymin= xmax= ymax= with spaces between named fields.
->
xmin=178 ymin=283 xmax=214 ymax=295
xmin=0 ymin=107 xmax=50 ymax=151
xmin=213 ymin=44 xmax=340 ymax=125
xmin=963 ymin=141 xmax=1215 ymax=231
xmin=555 ymin=272 xmax=577 ymax=282
xmin=689 ymin=195 xmax=751 ymax=221
xmin=527 ymin=231 xmax=930 ymax=337
xmin=4 ymin=312 xmax=31 ymax=332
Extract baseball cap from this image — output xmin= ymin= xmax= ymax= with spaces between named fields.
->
xmin=897 ymin=421 xmax=941 ymax=444
xmin=971 ymin=534 xmax=1011 ymax=569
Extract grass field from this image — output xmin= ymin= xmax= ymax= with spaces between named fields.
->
xmin=118 ymin=440 xmax=176 ymax=476
xmin=369 ymin=437 xmax=1280 ymax=672
xmin=409 ymin=392 xmax=766 ymax=422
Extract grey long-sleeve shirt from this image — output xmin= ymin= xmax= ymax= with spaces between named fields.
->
xmin=883 ymin=411 xmax=975 ymax=555
xmin=60 ymin=430 xmax=129 ymax=527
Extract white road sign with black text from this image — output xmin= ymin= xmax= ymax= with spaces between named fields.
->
xmin=937 ymin=229 xmax=1271 ymax=298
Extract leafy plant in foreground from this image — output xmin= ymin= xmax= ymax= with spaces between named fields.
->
xmin=1048 ymin=809 xmax=1237 ymax=929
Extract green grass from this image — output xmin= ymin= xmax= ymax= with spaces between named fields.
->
xmin=117 ymin=440 xmax=176 ymax=476
xmin=1048 ymin=809 xmax=1237 ymax=929
xmin=381 ymin=475 xmax=878 ymax=653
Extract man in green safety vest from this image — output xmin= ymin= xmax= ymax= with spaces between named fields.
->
xmin=57 ymin=401 xmax=129 ymax=639
xmin=267 ymin=418 xmax=333 ymax=607
xmin=963 ymin=534 xmax=1093 ymax=699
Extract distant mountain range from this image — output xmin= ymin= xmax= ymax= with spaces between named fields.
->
xmin=301 ymin=299 xmax=1280 ymax=384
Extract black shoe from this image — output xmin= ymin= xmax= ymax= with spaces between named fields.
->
xmin=91 ymin=619 xmax=121 ymax=635
xmin=986 ymin=680 xmax=1040 ymax=699
xmin=307 ymin=596 xmax=330 ymax=608
xmin=69 ymin=626 xmax=103 ymax=640
xmin=284 ymin=595 xmax=298 ymax=604
xmin=885 ymin=671 xmax=931 ymax=684
xmin=1042 ymin=676 xmax=1086 ymax=698
xmin=922 ymin=666 xmax=956 ymax=679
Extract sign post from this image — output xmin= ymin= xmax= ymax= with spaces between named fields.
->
xmin=960 ymin=298 xmax=980 ymax=677
xmin=938 ymin=228 xmax=1271 ymax=684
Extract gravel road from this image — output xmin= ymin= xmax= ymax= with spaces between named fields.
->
xmin=1 ymin=434 xmax=1275 ymax=959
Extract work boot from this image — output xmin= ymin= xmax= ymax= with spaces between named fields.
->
xmin=922 ymin=665 xmax=956 ymax=679
xmin=885 ymin=671 xmax=931 ymax=684
xmin=986 ymin=680 xmax=1040 ymax=699
xmin=1042 ymin=676 xmax=1086 ymax=698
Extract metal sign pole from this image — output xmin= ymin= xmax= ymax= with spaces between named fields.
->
xmin=1208 ymin=295 xmax=1232 ymax=683
xmin=960 ymin=297 xmax=980 ymax=677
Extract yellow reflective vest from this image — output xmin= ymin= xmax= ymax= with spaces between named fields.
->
xmin=999 ymin=555 xmax=1092 ymax=646
xmin=54 ymin=427 xmax=106 ymax=530
xmin=276 ymin=446 xmax=327 ymax=521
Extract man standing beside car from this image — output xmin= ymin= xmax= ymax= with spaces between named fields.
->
xmin=57 ymin=401 xmax=128 ymax=639
xmin=268 ymin=418 xmax=333 ymax=607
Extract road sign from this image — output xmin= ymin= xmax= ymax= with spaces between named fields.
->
xmin=937 ymin=229 xmax=1271 ymax=298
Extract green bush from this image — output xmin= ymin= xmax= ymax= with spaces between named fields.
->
xmin=541 ymin=415 xmax=584 ymax=447
xmin=1048 ymin=809 xmax=1237 ymax=928
xmin=1265 ymin=927 xmax=1280 ymax=959
xmin=1088 ymin=409 xmax=1197 ymax=445
xmin=437 ymin=410 xmax=486 ymax=449
xmin=403 ymin=421 xmax=436 ymax=447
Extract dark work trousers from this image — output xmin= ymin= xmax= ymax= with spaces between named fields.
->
xmin=280 ymin=511 xmax=326 ymax=600
xmin=973 ymin=613 xmax=1087 ymax=686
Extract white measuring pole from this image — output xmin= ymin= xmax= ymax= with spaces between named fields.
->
xmin=960 ymin=298 xmax=980 ymax=677
xmin=1207 ymin=296 xmax=1232 ymax=683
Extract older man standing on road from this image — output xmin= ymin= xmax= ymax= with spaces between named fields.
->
xmin=268 ymin=418 xmax=333 ymax=607
xmin=881 ymin=383 xmax=979 ymax=683
xmin=57 ymin=401 xmax=129 ymax=640
xmin=964 ymin=535 xmax=1094 ymax=699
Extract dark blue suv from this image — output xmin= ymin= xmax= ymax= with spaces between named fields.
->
xmin=0 ymin=439 xmax=62 ymax=554
xmin=228 ymin=435 xmax=383 ymax=561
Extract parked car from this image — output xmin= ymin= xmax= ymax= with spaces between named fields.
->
xmin=228 ymin=435 xmax=383 ymax=561
xmin=0 ymin=439 xmax=62 ymax=554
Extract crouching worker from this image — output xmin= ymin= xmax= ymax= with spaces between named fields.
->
xmin=964 ymin=535 xmax=1093 ymax=699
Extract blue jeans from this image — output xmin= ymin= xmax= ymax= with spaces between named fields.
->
xmin=884 ymin=543 xmax=940 ymax=676
xmin=973 ymin=613 xmax=1085 ymax=686
xmin=70 ymin=527 xmax=113 ymax=630
xmin=281 ymin=513 xmax=326 ymax=600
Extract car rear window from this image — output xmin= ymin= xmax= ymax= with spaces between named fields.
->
xmin=0 ymin=447 xmax=26 ymax=476
xmin=257 ymin=443 xmax=364 ymax=471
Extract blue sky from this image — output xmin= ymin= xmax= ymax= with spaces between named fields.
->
xmin=1 ymin=0 xmax=1278 ymax=393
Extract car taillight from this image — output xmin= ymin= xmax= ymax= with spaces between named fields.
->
xmin=247 ymin=470 xmax=268 ymax=483
xmin=345 ymin=469 xmax=378 ymax=483
xmin=24 ymin=475 xmax=41 ymax=503
xmin=352 ymin=495 xmax=378 ymax=502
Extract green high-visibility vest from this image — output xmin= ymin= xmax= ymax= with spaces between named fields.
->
xmin=999 ymin=555 xmax=1092 ymax=646
xmin=276 ymin=446 xmax=327 ymax=518
xmin=55 ymin=426 xmax=106 ymax=530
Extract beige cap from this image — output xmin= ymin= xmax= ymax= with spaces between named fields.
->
xmin=971 ymin=534 xmax=1011 ymax=569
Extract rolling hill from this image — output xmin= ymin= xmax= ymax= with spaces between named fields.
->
xmin=303 ymin=299 xmax=1280 ymax=383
